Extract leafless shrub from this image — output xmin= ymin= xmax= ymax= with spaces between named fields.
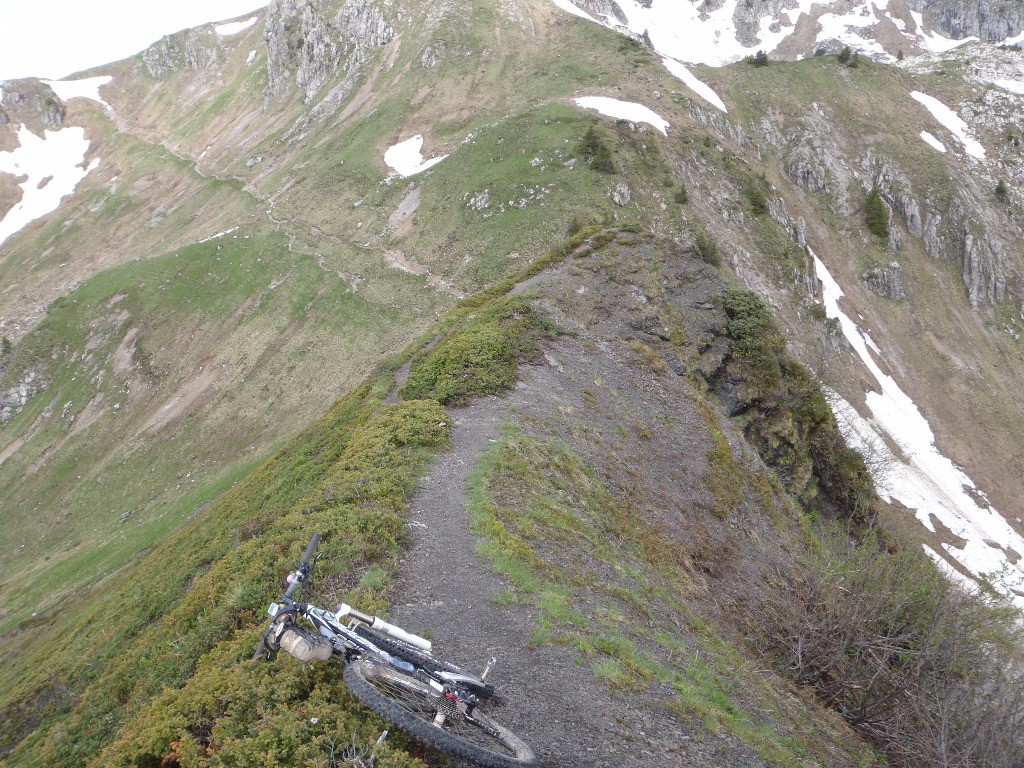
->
xmin=760 ymin=525 xmax=1024 ymax=767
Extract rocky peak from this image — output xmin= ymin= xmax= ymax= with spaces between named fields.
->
xmin=0 ymin=81 xmax=64 ymax=136
xmin=265 ymin=0 xmax=395 ymax=104
xmin=141 ymin=30 xmax=220 ymax=79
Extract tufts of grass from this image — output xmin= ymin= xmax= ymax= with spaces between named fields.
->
xmin=399 ymin=297 xmax=555 ymax=405
xmin=465 ymin=425 xmax=870 ymax=765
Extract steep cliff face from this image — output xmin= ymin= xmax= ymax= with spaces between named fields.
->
xmin=780 ymin=105 xmax=1020 ymax=310
xmin=264 ymin=0 xmax=395 ymax=103
xmin=141 ymin=30 xmax=221 ymax=78
xmin=914 ymin=0 xmax=1024 ymax=41
xmin=0 ymin=81 xmax=64 ymax=138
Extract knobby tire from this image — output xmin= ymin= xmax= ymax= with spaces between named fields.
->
xmin=343 ymin=659 xmax=537 ymax=768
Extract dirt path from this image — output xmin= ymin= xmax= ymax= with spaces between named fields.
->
xmin=386 ymin=358 xmax=712 ymax=767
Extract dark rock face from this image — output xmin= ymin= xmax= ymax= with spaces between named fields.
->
xmin=265 ymin=0 xmax=394 ymax=103
xmin=0 ymin=82 xmax=64 ymax=131
xmin=863 ymin=262 xmax=907 ymax=301
xmin=910 ymin=0 xmax=1024 ymax=41
xmin=142 ymin=31 xmax=220 ymax=78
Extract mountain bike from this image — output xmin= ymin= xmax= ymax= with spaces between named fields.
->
xmin=252 ymin=532 xmax=538 ymax=768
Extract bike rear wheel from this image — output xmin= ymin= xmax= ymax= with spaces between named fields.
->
xmin=343 ymin=658 xmax=537 ymax=768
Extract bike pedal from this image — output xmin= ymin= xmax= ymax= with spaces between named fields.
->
xmin=481 ymin=656 xmax=497 ymax=680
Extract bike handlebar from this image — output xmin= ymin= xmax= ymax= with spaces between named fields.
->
xmin=283 ymin=532 xmax=321 ymax=600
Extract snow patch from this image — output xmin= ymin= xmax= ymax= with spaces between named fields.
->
xmin=199 ymin=226 xmax=241 ymax=243
xmin=919 ymin=131 xmax=946 ymax=152
xmin=384 ymin=136 xmax=448 ymax=178
xmin=660 ymin=58 xmax=727 ymax=113
xmin=41 ymin=76 xmax=112 ymax=108
xmin=909 ymin=10 xmax=977 ymax=52
xmin=0 ymin=125 xmax=97 ymax=247
xmin=215 ymin=17 xmax=258 ymax=36
xmin=814 ymin=252 xmax=1024 ymax=608
xmin=990 ymin=78 xmax=1024 ymax=95
xmin=816 ymin=0 xmax=890 ymax=59
xmin=573 ymin=96 xmax=669 ymax=134
xmin=549 ymin=0 xmax=596 ymax=21
xmin=246 ymin=50 xmax=257 ymax=65
xmin=911 ymin=91 xmax=985 ymax=159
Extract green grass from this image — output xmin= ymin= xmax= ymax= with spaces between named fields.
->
xmin=0 ymin=223 xmax=452 ymax=631
xmin=0 ymin=381 xmax=448 ymax=767
xmin=464 ymin=425 xmax=876 ymax=766
xmin=0 ymin=225 xmax=580 ymax=765
xmin=399 ymin=296 xmax=555 ymax=404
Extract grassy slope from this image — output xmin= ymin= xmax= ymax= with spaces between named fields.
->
xmin=0 ymin=223 xmax=451 ymax=630
xmin=0 ymin=0 xmax=687 ymax=633
xmin=0 ymin=229 xmax=881 ymax=767
xmin=1 ymin=0 xmax=1022 ymax=763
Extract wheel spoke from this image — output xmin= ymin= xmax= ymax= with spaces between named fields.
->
xmin=364 ymin=665 xmax=519 ymax=758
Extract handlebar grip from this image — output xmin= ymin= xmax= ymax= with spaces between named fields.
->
xmin=370 ymin=617 xmax=432 ymax=652
xmin=283 ymin=533 xmax=322 ymax=599
xmin=300 ymin=532 xmax=321 ymax=566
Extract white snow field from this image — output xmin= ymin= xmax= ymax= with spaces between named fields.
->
xmin=214 ymin=17 xmax=258 ymax=36
xmin=40 ymin=76 xmax=113 ymax=108
xmin=919 ymin=131 xmax=946 ymax=152
xmin=573 ymin=97 xmax=669 ymax=134
xmin=910 ymin=91 xmax=986 ymax=158
xmin=813 ymin=252 xmax=1024 ymax=608
xmin=0 ymin=125 xmax=98 ymax=247
xmin=384 ymin=136 xmax=448 ymax=177
xmin=546 ymin=0 xmax=967 ymax=67
xmin=991 ymin=78 xmax=1024 ymax=95
xmin=550 ymin=0 xmax=595 ymax=22
xmin=659 ymin=58 xmax=728 ymax=112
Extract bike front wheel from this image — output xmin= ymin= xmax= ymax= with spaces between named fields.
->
xmin=343 ymin=658 xmax=537 ymax=768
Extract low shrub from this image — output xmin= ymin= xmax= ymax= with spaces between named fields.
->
xmin=715 ymin=290 xmax=876 ymax=521
xmin=399 ymin=298 xmax=555 ymax=405
xmin=761 ymin=526 xmax=1024 ymax=767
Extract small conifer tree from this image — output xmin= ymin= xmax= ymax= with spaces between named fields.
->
xmin=748 ymin=50 xmax=769 ymax=67
xmin=996 ymin=178 xmax=1010 ymax=203
xmin=897 ymin=49 xmax=905 ymax=61
xmin=838 ymin=46 xmax=852 ymax=64
xmin=865 ymin=187 xmax=889 ymax=238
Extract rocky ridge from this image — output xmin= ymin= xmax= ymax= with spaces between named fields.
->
xmin=265 ymin=0 xmax=395 ymax=103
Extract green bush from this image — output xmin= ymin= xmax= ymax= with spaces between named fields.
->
xmin=399 ymin=297 xmax=555 ymax=405
xmin=673 ymin=184 xmax=689 ymax=204
xmin=747 ymin=50 xmax=770 ymax=67
xmin=716 ymin=290 xmax=876 ymax=520
xmin=996 ymin=178 xmax=1010 ymax=203
xmin=762 ymin=526 xmax=1024 ymax=766
xmin=693 ymin=225 xmax=720 ymax=266
xmin=865 ymin=187 xmax=889 ymax=238
xmin=579 ymin=126 xmax=616 ymax=174
xmin=742 ymin=177 xmax=770 ymax=216
xmin=838 ymin=46 xmax=852 ymax=64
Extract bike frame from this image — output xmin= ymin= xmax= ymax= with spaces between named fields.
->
xmin=265 ymin=593 xmax=491 ymax=697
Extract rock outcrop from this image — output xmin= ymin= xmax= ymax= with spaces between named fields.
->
xmin=0 ymin=82 xmax=64 ymax=133
xmin=863 ymin=262 xmax=907 ymax=300
xmin=912 ymin=0 xmax=1024 ymax=42
xmin=141 ymin=31 xmax=220 ymax=79
xmin=265 ymin=0 xmax=395 ymax=104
